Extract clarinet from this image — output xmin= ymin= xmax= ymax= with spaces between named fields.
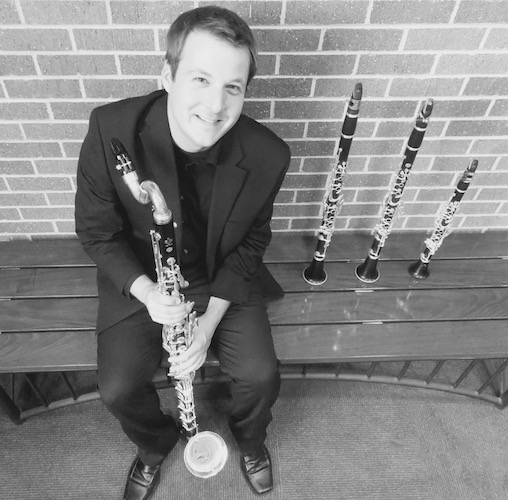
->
xmin=409 ymin=159 xmax=478 ymax=280
xmin=110 ymin=138 xmax=227 ymax=478
xmin=355 ymin=98 xmax=434 ymax=283
xmin=303 ymin=82 xmax=363 ymax=285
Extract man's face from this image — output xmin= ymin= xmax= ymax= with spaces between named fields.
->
xmin=162 ymin=30 xmax=250 ymax=153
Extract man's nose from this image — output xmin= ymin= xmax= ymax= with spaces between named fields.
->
xmin=207 ymin=86 xmax=225 ymax=114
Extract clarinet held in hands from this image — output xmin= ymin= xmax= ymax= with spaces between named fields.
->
xmin=110 ymin=138 xmax=227 ymax=479
xmin=408 ymin=159 xmax=478 ymax=280
xmin=355 ymin=98 xmax=434 ymax=283
xmin=303 ymin=82 xmax=363 ymax=285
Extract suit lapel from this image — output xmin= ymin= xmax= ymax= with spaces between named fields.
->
xmin=138 ymin=94 xmax=183 ymax=253
xmin=207 ymin=132 xmax=247 ymax=273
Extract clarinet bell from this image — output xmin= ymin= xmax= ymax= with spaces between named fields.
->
xmin=303 ymin=260 xmax=327 ymax=285
xmin=355 ymin=257 xmax=380 ymax=283
xmin=408 ymin=260 xmax=430 ymax=280
xmin=184 ymin=431 xmax=228 ymax=478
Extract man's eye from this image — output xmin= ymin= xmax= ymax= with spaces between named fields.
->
xmin=227 ymin=85 xmax=242 ymax=94
xmin=195 ymin=77 xmax=208 ymax=84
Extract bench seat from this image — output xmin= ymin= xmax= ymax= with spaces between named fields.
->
xmin=1 ymin=231 xmax=508 ymax=422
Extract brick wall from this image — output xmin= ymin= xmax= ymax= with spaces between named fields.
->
xmin=1 ymin=0 xmax=507 ymax=240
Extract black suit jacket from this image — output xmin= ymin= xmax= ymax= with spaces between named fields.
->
xmin=75 ymin=90 xmax=290 ymax=333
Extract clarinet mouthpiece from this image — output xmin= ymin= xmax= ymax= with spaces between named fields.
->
xmin=109 ymin=137 xmax=124 ymax=156
xmin=421 ymin=98 xmax=434 ymax=118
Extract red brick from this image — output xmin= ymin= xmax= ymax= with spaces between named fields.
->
xmin=73 ymin=29 xmax=155 ymax=51
xmin=355 ymin=139 xmax=405 ymax=156
xmin=431 ymin=157 xmax=496 ymax=172
xmin=409 ymin=172 xmax=456 ymax=188
xmin=283 ymin=173 xmax=328 ymax=190
xmin=35 ymin=160 xmax=78 ymax=175
xmin=0 ymin=124 xmax=23 ymax=140
xmin=287 ymin=140 xmax=336 ymax=157
xmin=255 ymin=55 xmax=277 ymax=76
xmin=20 ymin=207 xmax=74 ymax=220
xmin=459 ymin=216 xmax=508 ymax=228
xmin=346 ymin=217 xmax=379 ymax=230
xmin=477 ymin=187 xmax=508 ymax=201
xmin=5 ymin=79 xmax=82 ymax=99
xmin=271 ymin=219 xmax=290 ymax=231
xmin=358 ymin=100 xmax=418 ymax=119
xmin=454 ymin=1 xmax=508 ymax=23
xmin=274 ymin=100 xmax=345 ymax=120
xmin=0 ymin=142 xmax=62 ymax=159
xmin=453 ymin=202 xmax=497 ymax=215
xmin=371 ymin=1 xmax=455 ymax=23
xmin=50 ymin=101 xmax=103 ymax=120
xmin=119 ymin=56 xmax=164 ymax=76
xmin=323 ymin=29 xmax=402 ymax=51
xmin=436 ymin=55 xmax=508 ymax=75
xmin=273 ymin=204 xmax=321 ymax=218
xmin=253 ymin=28 xmax=321 ymax=52
xmin=340 ymin=203 xmax=381 ymax=217
xmin=23 ymin=123 xmax=88 ymax=141
xmin=280 ymin=54 xmax=356 ymax=76
xmin=61 ymin=142 xmax=83 ymax=158
xmin=0 ymin=221 xmax=55 ymax=234
xmin=404 ymin=28 xmax=485 ymax=51
xmin=55 ymin=221 xmax=76 ymax=234
xmin=47 ymin=192 xmax=76 ymax=205
xmin=430 ymin=100 xmax=490 ymax=118
xmin=0 ymin=28 xmax=72 ymax=51
xmin=263 ymin=122 xmax=305 ymax=139
xmin=7 ymin=176 xmax=72 ymax=191
xmin=0 ymin=192 xmax=47 ymax=206
xmin=376 ymin=121 xmax=445 ymax=139
xmin=0 ymin=208 xmax=20 ymax=220
xmin=83 ymin=78 xmax=158 ymax=99
xmin=284 ymin=1 xmax=366 ymax=25
xmin=110 ymin=1 xmax=189 ymax=25
xmin=446 ymin=120 xmax=508 ymax=137
xmin=489 ymin=100 xmax=508 ymax=117
xmin=466 ymin=171 xmax=508 ymax=187
xmin=389 ymin=77 xmax=464 ymax=97
xmin=273 ymin=190 xmax=294 ymax=204
xmin=484 ymin=28 xmax=508 ymax=50
xmin=358 ymin=54 xmax=435 ymax=75
xmin=195 ymin=1 xmax=284 ymax=26
xmin=464 ymin=77 xmax=508 ymax=96
xmin=0 ymin=102 xmax=50 ymax=120
xmin=314 ymin=77 xmax=389 ymax=98
xmin=0 ymin=55 xmax=37 ymax=76
xmin=0 ymin=160 xmax=35 ymax=175
xmin=38 ymin=55 xmax=117 ymax=76
xmin=242 ymin=101 xmax=271 ymax=120
xmin=248 ymin=78 xmax=312 ymax=98
xmin=344 ymin=172 xmax=392 ymax=188
xmin=418 ymin=139 xmax=471 ymax=155
xmin=470 ymin=139 xmax=508 ymax=155
xmin=21 ymin=1 xmax=108 ymax=24
xmin=1 ymin=0 xmax=20 ymax=23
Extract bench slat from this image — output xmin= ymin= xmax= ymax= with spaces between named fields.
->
xmin=3 ymin=287 xmax=508 ymax=333
xmin=1 ymin=258 xmax=507 ymax=299
xmin=2 ymin=319 xmax=508 ymax=373
xmin=266 ymin=231 xmax=508 ymax=262
xmin=1 ymin=232 xmax=507 ymax=269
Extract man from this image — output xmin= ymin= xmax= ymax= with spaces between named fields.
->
xmin=75 ymin=6 xmax=290 ymax=500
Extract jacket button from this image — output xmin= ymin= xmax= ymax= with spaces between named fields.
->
xmin=173 ymin=222 xmax=178 ymax=228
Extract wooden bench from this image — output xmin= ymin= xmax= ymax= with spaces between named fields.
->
xmin=1 ymin=231 xmax=508 ymax=424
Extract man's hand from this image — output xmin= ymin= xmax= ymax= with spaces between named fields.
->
xmin=130 ymin=274 xmax=192 ymax=325
xmin=167 ymin=296 xmax=231 ymax=378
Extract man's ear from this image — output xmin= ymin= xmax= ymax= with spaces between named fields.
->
xmin=161 ymin=62 xmax=173 ymax=93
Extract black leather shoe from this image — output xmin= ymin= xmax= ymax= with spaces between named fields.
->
xmin=123 ymin=457 xmax=161 ymax=500
xmin=240 ymin=445 xmax=273 ymax=495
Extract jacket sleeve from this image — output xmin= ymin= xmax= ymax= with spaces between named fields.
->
xmin=209 ymin=149 xmax=290 ymax=304
xmin=74 ymin=109 xmax=145 ymax=296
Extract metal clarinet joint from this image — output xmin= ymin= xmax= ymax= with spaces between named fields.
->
xmin=355 ymin=98 xmax=434 ymax=284
xmin=303 ymin=82 xmax=363 ymax=286
xmin=409 ymin=159 xmax=478 ymax=280
xmin=110 ymin=138 xmax=227 ymax=478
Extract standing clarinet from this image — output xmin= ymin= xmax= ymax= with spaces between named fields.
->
xmin=110 ymin=138 xmax=227 ymax=478
xmin=355 ymin=98 xmax=434 ymax=283
xmin=409 ymin=159 xmax=478 ymax=280
xmin=303 ymin=82 xmax=363 ymax=285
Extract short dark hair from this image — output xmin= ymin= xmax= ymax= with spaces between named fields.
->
xmin=165 ymin=6 xmax=257 ymax=86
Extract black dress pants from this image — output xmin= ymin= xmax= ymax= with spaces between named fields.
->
xmin=97 ymin=281 xmax=280 ymax=466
